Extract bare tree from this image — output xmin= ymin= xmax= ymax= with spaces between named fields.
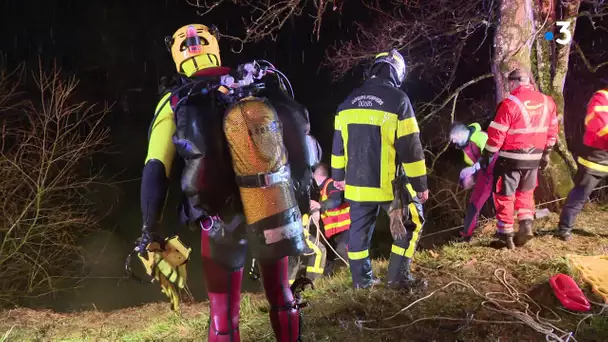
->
xmin=187 ymin=0 xmax=343 ymax=49
xmin=0 ymin=60 xmax=111 ymax=304
xmin=190 ymin=0 xmax=608 ymax=209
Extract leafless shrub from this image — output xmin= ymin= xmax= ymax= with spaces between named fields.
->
xmin=0 ymin=60 xmax=111 ymax=305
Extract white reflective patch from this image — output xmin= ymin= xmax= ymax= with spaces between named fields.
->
xmin=498 ymin=151 xmax=543 ymax=160
xmin=490 ymin=121 xmax=509 ymax=132
xmin=485 ymin=144 xmax=500 ymax=153
xmin=263 ymin=220 xmax=301 ymax=244
xmin=509 ymin=127 xmax=549 ymax=134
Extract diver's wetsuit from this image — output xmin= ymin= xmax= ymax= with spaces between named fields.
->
xmin=141 ymin=66 xmax=312 ymax=341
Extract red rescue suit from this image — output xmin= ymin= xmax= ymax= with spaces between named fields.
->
xmin=484 ymin=84 xmax=558 ymax=234
xmin=558 ymin=89 xmax=608 ymax=238
xmin=580 ymin=89 xmax=608 ymax=169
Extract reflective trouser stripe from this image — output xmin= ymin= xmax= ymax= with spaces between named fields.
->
xmin=578 ymin=156 xmax=608 ymax=173
xmin=305 ymin=235 xmax=324 ymax=274
xmin=390 ymin=202 xmax=423 ymax=258
xmin=348 ymin=249 xmax=369 ymax=260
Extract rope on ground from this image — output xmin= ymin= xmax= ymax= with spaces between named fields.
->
xmin=354 ymin=268 xmax=602 ymax=342
xmin=421 ymin=184 xmax=608 ymax=239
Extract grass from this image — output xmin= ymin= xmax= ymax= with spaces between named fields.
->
xmin=2 ymin=205 xmax=608 ymax=341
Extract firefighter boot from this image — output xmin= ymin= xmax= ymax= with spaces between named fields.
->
xmin=495 ymin=232 xmax=515 ymax=250
xmin=557 ymin=226 xmax=573 ymax=241
xmin=350 ymin=258 xmax=381 ymax=289
xmin=386 ymin=256 xmax=428 ymax=291
xmin=514 ymin=219 xmax=534 ymax=247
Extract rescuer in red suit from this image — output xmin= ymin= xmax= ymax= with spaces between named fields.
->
xmin=557 ymin=89 xmax=608 ymax=240
xmin=138 ymin=23 xmax=312 ymax=341
xmin=479 ymin=68 xmax=558 ymax=249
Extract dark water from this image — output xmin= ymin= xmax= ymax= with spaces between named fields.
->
xmin=24 ymin=193 xmax=266 ymax=312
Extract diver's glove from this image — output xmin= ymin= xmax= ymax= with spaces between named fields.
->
xmin=136 ymin=230 xmax=192 ymax=312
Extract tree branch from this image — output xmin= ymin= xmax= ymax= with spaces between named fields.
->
xmin=419 ymin=73 xmax=494 ymax=124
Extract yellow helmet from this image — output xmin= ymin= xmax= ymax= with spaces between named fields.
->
xmin=164 ymin=24 xmax=221 ymax=76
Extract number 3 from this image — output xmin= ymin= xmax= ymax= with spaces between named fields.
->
xmin=555 ymin=21 xmax=572 ymax=45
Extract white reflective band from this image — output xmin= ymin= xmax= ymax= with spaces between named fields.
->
xmin=485 ymin=144 xmax=500 ymax=153
xmin=489 ymin=121 xmax=509 ymax=132
xmin=498 ymin=151 xmax=543 ymax=160
xmin=506 ymin=94 xmax=549 ymax=135
xmin=507 ymin=95 xmax=532 ymax=127
xmin=509 ymin=126 xmax=549 ymax=134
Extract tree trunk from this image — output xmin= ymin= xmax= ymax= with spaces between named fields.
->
xmin=492 ymin=0 xmax=536 ymax=102
xmin=493 ymin=0 xmax=577 ymax=209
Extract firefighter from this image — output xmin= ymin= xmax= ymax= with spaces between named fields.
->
xmin=557 ymin=89 xmax=608 ymax=240
xmin=479 ymin=68 xmax=558 ymax=249
xmin=331 ymin=49 xmax=429 ymax=290
xmin=138 ymin=23 xmax=312 ymax=341
xmin=450 ymin=122 xmax=495 ymax=240
xmin=310 ymin=163 xmax=350 ymax=272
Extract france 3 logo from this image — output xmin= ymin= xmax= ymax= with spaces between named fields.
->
xmin=544 ymin=21 xmax=573 ymax=45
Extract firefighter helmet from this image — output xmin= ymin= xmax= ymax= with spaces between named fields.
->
xmin=370 ymin=49 xmax=407 ymax=87
xmin=165 ymin=24 xmax=221 ymax=76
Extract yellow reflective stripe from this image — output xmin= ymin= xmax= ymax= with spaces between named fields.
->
xmin=404 ymin=202 xmax=423 ymax=258
xmin=306 ymin=266 xmax=324 ymax=274
xmin=594 ymin=105 xmax=608 ymax=112
xmin=302 ymin=214 xmax=309 ymax=225
xmin=305 ymin=235 xmax=324 ymax=274
xmin=331 ymin=154 xmax=345 ymax=169
xmin=406 ymin=183 xmax=416 ymax=198
xmin=324 ymin=207 xmax=350 ymax=217
xmin=598 ymin=124 xmax=608 ymax=137
xmin=397 ymin=117 xmax=420 ymax=138
xmin=402 ymin=160 xmax=427 ymax=178
xmin=289 ymin=279 xmax=295 ymax=285
xmin=578 ymin=156 xmax=608 ymax=173
xmin=599 ymin=90 xmax=608 ymax=99
xmin=375 ymin=52 xmax=389 ymax=58
xmin=585 ymin=113 xmax=595 ymax=126
xmin=348 ymin=249 xmax=369 ymax=260
xmin=391 ymin=244 xmax=406 ymax=256
xmin=344 ymin=184 xmax=393 ymax=202
xmin=324 ymin=219 xmax=351 ymax=230
xmin=463 ymin=152 xmax=474 ymax=166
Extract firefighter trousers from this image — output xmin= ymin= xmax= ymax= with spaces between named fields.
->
xmin=288 ymin=229 xmax=326 ymax=285
xmin=347 ymin=200 xmax=424 ymax=288
xmin=493 ymin=166 xmax=538 ymax=234
xmin=462 ymin=158 xmax=496 ymax=237
xmin=558 ymin=166 xmax=607 ymax=232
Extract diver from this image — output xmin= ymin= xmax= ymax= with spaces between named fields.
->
xmin=136 ymin=23 xmax=313 ymax=341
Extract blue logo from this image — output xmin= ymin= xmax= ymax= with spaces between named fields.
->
xmin=544 ymin=21 xmax=573 ymax=45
